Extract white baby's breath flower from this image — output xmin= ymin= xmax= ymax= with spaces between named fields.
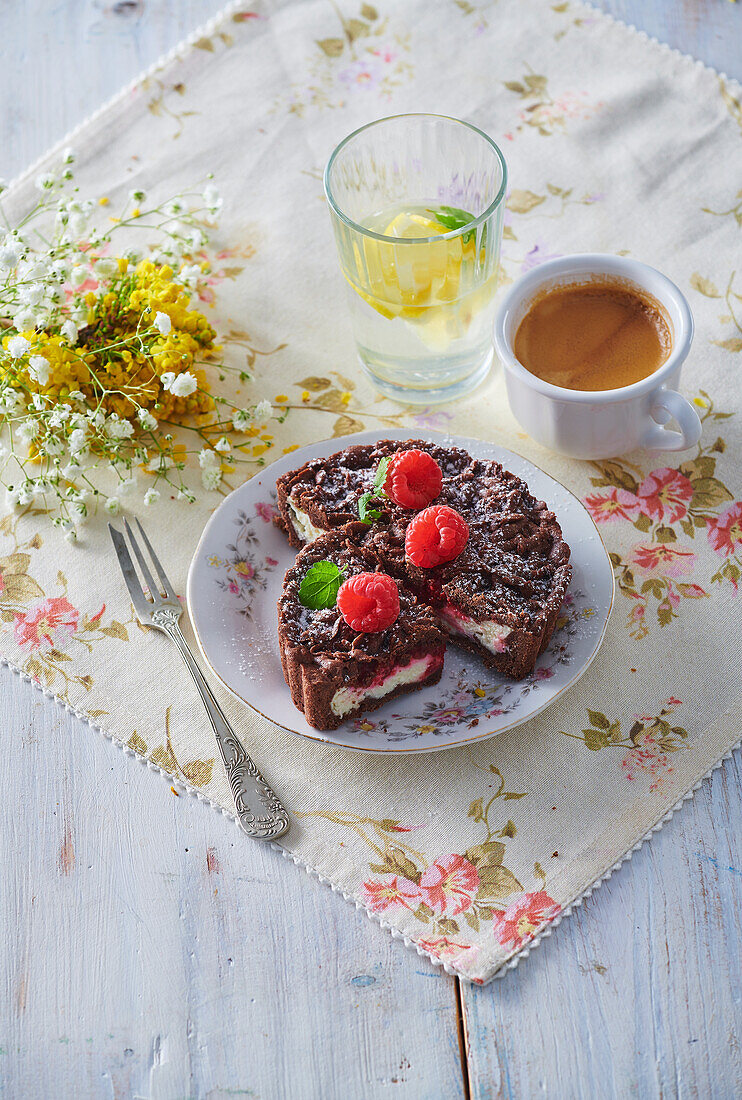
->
xmin=178 ymin=262 xmax=202 ymax=288
xmin=7 ymin=335 xmax=31 ymax=359
xmin=129 ymin=188 xmax=146 ymax=203
xmin=28 ymin=355 xmax=51 ymax=386
xmin=70 ymin=265 xmax=89 ymax=287
xmin=48 ymin=405 xmax=71 ymax=429
xmin=118 ymin=476 xmax=137 ymax=497
xmin=164 ymin=236 xmax=187 ymax=261
xmin=64 ymin=528 xmax=78 ymax=543
xmin=68 ymin=428 xmax=88 ymax=455
xmin=165 ymin=199 xmax=184 ymax=216
xmin=5 ymin=487 xmax=21 ymax=508
xmin=42 ymin=435 xmax=65 ymax=457
xmin=104 ymin=414 xmax=135 ymax=441
xmin=231 ymin=408 xmax=250 ymax=432
xmin=50 ymin=257 xmax=71 ymax=281
xmin=143 ymin=488 xmax=160 ymax=506
xmin=161 ymin=370 xmax=197 ymax=397
xmin=0 ymin=241 xmax=20 ymax=269
xmin=94 ymin=257 xmax=118 ymax=279
xmin=68 ymin=499 xmax=88 ymax=523
xmin=17 ymin=420 xmax=40 ymax=442
xmin=18 ymin=258 xmax=49 ymax=282
xmin=198 ymin=446 xmax=219 ymax=468
xmin=252 ymin=399 xmax=272 ymax=428
xmin=67 ymin=212 xmax=90 ymax=238
xmin=36 ymin=172 xmax=55 ymax=191
xmin=0 ymin=390 xmax=23 ymax=415
xmin=31 ymin=393 xmax=47 ymax=411
xmin=19 ymin=282 xmax=46 ymax=307
xmin=154 ymin=311 xmax=172 ymax=336
xmin=11 ymin=309 xmax=37 ymax=334
xmin=104 ymin=497 xmax=120 ymax=516
xmin=201 ymin=466 xmax=222 ymax=491
xmin=203 ymin=184 xmax=222 ymax=214
xmin=62 ymin=147 xmax=76 ymax=165
xmin=30 ymin=476 xmax=50 ymax=497
xmin=137 ymin=408 xmax=157 ymax=431
xmin=214 ymin=437 xmax=231 ymax=453
xmin=177 ymin=488 xmax=195 ymax=502
xmin=61 ymin=319 xmax=78 ymax=344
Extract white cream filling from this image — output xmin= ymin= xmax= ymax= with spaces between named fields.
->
xmin=437 ymin=606 xmax=512 ymax=654
xmin=330 ymin=656 xmax=435 ymax=718
xmin=287 ymin=498 xmax=326 ymax=543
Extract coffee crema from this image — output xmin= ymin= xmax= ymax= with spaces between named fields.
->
xmin=513 ymin=281 xmax=672 ymax=392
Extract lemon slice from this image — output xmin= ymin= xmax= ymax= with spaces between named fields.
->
xmin=345 ymin=210 xmax=470 ymax=323
xmin=383 ymin=211 xmax=445 ymax=239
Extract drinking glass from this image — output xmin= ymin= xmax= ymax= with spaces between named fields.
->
xmin=324 ymin=114 xmax=507 ymax=405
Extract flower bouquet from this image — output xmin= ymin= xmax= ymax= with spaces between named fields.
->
xmin=0 ymin=151 xmax=273 ymax=538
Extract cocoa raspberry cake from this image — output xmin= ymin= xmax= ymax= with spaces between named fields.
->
xmin=275 ymin=440 xmax=572 ymax=701
xmin=279 ymin=522 xmax=446 ymax=730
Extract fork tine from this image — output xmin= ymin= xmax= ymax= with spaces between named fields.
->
xmin=133 ymin=519 xmax=177 ymax=599
xmin=123 ymin=518 xmax=161 ymax=600
xmin=108 ymin=524 xmax=153 ymax=619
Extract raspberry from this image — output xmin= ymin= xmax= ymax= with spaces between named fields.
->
xmin=405 ymin=505 xmax=469 ymax=568
xmin=337 ymin=572 xmax=400 ymax=633
xmin=383 ymin=449 xmax=443 ymax=510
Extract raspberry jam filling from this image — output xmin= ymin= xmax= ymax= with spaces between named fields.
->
xmin=330 ymin=649 xmax=445 ymax=718
xmin=437 ymin=604 xmax=512 ymax=655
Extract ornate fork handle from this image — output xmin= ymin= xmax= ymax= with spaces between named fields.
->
xmin=154 ymin=609 xmax=290 ymax=840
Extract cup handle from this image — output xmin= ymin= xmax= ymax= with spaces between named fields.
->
xmin=640 ymin=389 xmax=702 ymax=452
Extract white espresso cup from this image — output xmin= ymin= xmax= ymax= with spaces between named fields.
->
xmin=493 ymin=254 xmax=702 ymax=460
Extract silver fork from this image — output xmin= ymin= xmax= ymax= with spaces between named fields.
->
xmin=108 ymin=519 xmax=290 ymax=841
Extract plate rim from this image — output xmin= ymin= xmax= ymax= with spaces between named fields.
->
xmin=186 ymin=429 xmax=615 ymax=754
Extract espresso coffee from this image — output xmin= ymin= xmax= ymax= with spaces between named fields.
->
xmin=514 ymin=281 xmax=672 ymax=392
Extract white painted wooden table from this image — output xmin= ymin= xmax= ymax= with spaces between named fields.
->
xmin=1 ymin=2 xmax=741 ymax=1097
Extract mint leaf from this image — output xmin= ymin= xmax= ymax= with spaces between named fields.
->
xmin=435 ymin=205 xmax=476 ymax=232
xmin=356 ymin=456 xmax=391 ymax=523
xmin=298 ymin=560 xmax=345 ymax=610
xmin=358 ymin=491 xmax=383 ymax=525
xmin=428 ymin=204 xmax=482 ymax=247
xmin=373 ymin=455 xmax=391 ymax=494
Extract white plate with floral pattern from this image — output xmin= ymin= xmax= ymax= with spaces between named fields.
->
xmin=187 ymin=429 xmax=614 ymax=753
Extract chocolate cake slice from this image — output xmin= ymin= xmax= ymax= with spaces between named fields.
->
xmin=274 ymin=439 xmax=475 ymax=548
xmin=278 ymin=522 xmax=445 ymax=731
xmin=275 ymin=440 xmax=572 ymax=683
xmin=364 ymin=461 xmax=572 ymax=679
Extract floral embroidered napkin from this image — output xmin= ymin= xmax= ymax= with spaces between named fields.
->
xmin=2 ymin=0 xmax=742 ymax=982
